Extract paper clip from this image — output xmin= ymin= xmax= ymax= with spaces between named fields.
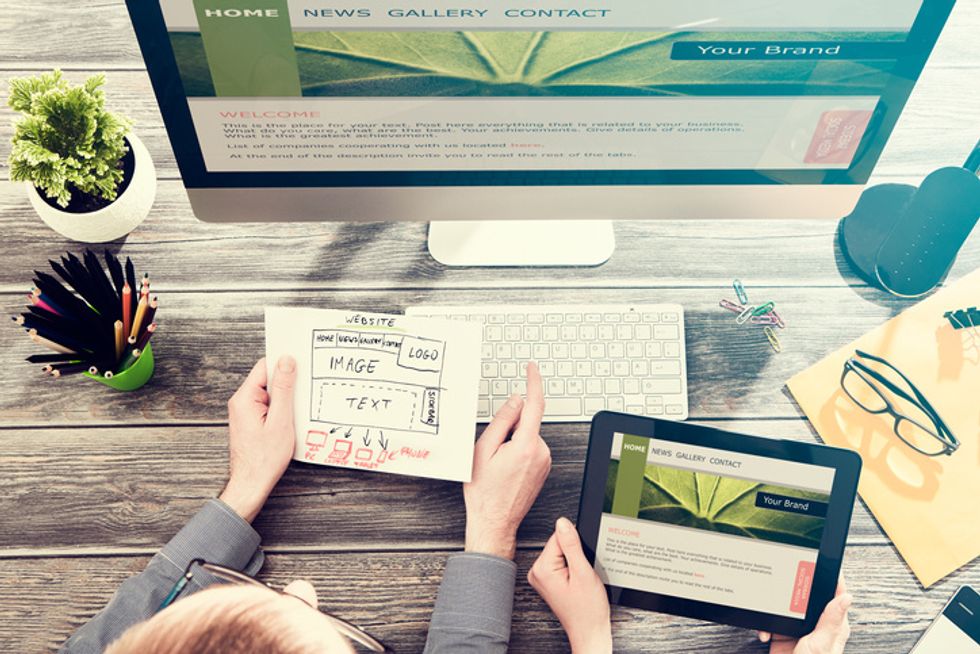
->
xmin=736 ymin=306 xmax=754 ymax=324
xmin=733 ymin=279 xmax=749 ymax=305
xmin=719 ymin=299 xmax=745 ymax=314
xmin=770 ymin=309 xmax=786 ymax=329
xmin=751 ymin=301 xmax=775 ymax=317
xmin=764 ymin=326 xmax=782 ymax=353
xmin=750 ymin=314 xmax=778 ymax=325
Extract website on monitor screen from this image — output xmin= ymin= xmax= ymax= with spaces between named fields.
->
xmin=597 ymin=433 xmax=836 ymax=618
xmin=159 ymin=0 xmax=925 ymax=175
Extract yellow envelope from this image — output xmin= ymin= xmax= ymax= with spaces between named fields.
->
xmin=788 ymin=267 xmax=980 ymax=587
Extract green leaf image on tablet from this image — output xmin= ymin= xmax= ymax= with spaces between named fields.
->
xmin=171 ymin=30 xmax=902 ymax=98
xmin=604 ymin=460 xmax=830 ymax=549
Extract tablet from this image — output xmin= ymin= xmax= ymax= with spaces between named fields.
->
xmin=577 ymin=412 xmax=862 ymax=637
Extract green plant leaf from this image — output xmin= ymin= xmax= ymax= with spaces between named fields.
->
xmin=605 ymin=460 xmax=829 ymax=548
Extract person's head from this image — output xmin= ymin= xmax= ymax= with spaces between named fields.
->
xmin=106 ymin=580 xmax=356 ymax=654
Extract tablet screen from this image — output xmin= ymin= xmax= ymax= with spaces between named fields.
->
xmin=597 ymin=432 xmax=837 ymax=619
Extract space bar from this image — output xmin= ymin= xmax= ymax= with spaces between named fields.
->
xmin=544 ymin=398 xmax=583 ymax=416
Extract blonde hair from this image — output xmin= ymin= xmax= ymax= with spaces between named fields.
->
xmin=106 ymin=585 xmax=351 ymax=654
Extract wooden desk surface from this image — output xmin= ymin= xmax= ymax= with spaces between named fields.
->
xmin=1 ymin=2 xmax=978 ymax=651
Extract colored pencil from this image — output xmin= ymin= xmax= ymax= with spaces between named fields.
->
xmin=27 ymin=352 xmax=78 ymax=364
xmin=29 ymin=329 xmax=77 ymax=355
xmin=131 ymin=296 xmax=148 ymax=340
xmin=114 ymin=320 xmax=125 ymax=360
xmin=25 ymin=323 xmax=90 ymax=353
xmin=122 ymin=283 xmax=132 ymax=339
xmin=118 ymin=348 xmax=141 ymax=372
xmin=51 ymin=362 xmax=90 ymax=377
xmin=125 ymin=257 xmax=137 ymax=321
xmin=29 ymin=291 xmax=62 ymax=316
xmin=134 ymin=322 xmax=156 ymax=351
xmin=105 ymin=251 xmax=125 ymax=299
xmin=143 ymin=297 xmax=158 ymax=331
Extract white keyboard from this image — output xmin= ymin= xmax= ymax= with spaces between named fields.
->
xmin=405 ymin=304 xmax=688 ymax=422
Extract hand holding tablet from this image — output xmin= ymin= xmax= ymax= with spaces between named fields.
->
xmin=576 ymin=412 xmax=862 ymax=638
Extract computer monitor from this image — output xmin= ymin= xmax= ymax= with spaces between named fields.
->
xmin=127 ymin=0 xmax=954 ymax=265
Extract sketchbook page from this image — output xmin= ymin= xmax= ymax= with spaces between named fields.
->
xmin=265 ymin=307 xmax=482 ymax=482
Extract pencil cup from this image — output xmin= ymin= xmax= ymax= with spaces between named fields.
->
xmin=83 ymin=343 xmax=155 ymax=391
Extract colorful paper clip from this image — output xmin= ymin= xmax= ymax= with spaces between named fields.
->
xmin=719 ymin=298 xmax=745 ymax=314
xmin=769 ymin=309 xmax=786 ymax=329
xmin=751 ymin=301 xmax=775 ymax=317
xmin=764 ymin=326 xmax=782 ymax=353
xmin=736 ymin=305 xmax=755 ymax=324
xmin=733 ymin=279 xmax=749 ymax=305
xmin=750 ymin=314 xmax=778 ymax=325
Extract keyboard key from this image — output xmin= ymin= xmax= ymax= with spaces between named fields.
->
xmin=623 ymin=312 xmax=640 ymax=323
xmin=617 ymin=325 xmax=633 ymax=340
xmin=664 ymin=342 xmax=681 ymax=358
xmin=654 ymin=325 xmax=679 ymax=340
xmin=612 ymin=360 xmax=629 ymax=377
xmin=479 ymin=380 xmax=489 ymax=396
xmin=565 ymin=313 xmax=583 ymax=323
xmin=576 ymin=361 xmax=593 ymax=377
xmin=598 ymin=325 xmax=615 ymax=340
xmin=585 ymin=313 xmax=602 ymax=322
xmin=595 ymin=361 xmax=612 ymax=376
xmin=642 ymin=379 xmax=682 ymax=394
xmin=469 ymin=314 xmax=486 ymax=323
xmin=626 ymin=404 xmax=644 ymax=414
xmin=625 ymin=394 xmax=645 ymax=407
xmin=567 ymin=379 xmax=585 ymax=395
xmin=603 ymin=313 xmax=621 ymax=322
xmin=546 ymin=397 xmax=584 ymax=416
xmin=560 ymin=326 xmax=578 ymax=341
xmin=485 ymin=325 xmax=503 ymax=341
xmin=546 ymin=313 xmax=563 ymax=323
xmin=505 ymin=326 xmax=522 ymax=341
xmin=527 ymin=313 xmax=545 ymax=324
xmin=477 ymin=398 xmax=491 ymax=417
xmin=571 ymin=343 xmax=588 ymax=359
xmin=515 ymin=343 xmax=532 ymax=359
xmin=662 ymin=312 xmax=679 ymax=323
xmin=481 ymin=344 xmax=494 ymax=360
xmin=532 ymin=343 xmax=549 ymax=359
xmin=488 ymin=314 xmax=505 ymax=324
xmin=589 ymin=343 xmax=606 ymax=358
xmin=604 ymin=378 xmax=622 ymax=394
xmin=552 ymin=343 xmax=570 ymax=359
xmin=519 ymin=361 xmax=529 ymax=376
xmin=645 ymin=342 xmax=662 ymax=358
xmin=579 ymin=325 xmax=597 ymax=340
xmin=482 ymin=362 xmax=499 ymax=377
xmin=586 ymin=379 xmax=603 ymax=395
xmin=609 ymin=397 xmax=625 ymax=411
xmin=635 ymin=324 xmax=651 ymax=340
xmin=524 ymin=325 xmax=541 ymax=341
xmin=650 ymin=360 xmax=682 ymax=376
xmin=547 ymin=379 xmax=565 ymax=395
xmin=631 ymin=360 xmax=649 ymax=376
xmin=492 ymin=380 xmax=509 ymax=395
xmin=512 ymin=380 xmax=528 ymax=395
xmin=495 ymin=343 xmax=513 ymax=359
xmin=626 ymin=342 xmax=644 ymax=358
xmin=642 ymin=313 xmax=660 ymax=322
xmin=538 ymin=361 xmax=555 ymax=377
xmin=585 ymin=397 xmax=606 ymax=413
xmin=557 ymin=361 xmax=574 ymax=377
xmin=608 ymin=342 xmax=625 ymax=358
xmin=624 ymin=380 xmax=641 ymax=394
xmin=500 ymin=362 xmax=518 ymax=378
xmin=542 ymin=325 xmax=559 ymax=341
xmin=507 ymin=314 xmax=524 ymax=323
xmin=667 ymin=404 xmax=684 ymax=415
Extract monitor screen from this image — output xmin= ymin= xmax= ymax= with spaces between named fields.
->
xmin=134 ymin=0 xmax=953 ymax=188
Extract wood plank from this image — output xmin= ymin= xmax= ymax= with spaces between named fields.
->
xmin=2 ymin=182 xmax=979 ymax=292
xmin=0 ymin=420 xmax=901 ymax=552
xmin=2 ymin=0 xmax=976 ymax=70
xmin=1 ymin=285 xmax=965 ymax=427
xmin=3 ymin=546 xmax=976 ymax=654
xmin=2 ymin=63 xmax=978 ymax=181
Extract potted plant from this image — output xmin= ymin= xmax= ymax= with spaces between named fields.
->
xmin=7 ymin=70 xmax=156 ymax=242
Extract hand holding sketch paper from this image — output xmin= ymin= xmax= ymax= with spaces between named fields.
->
xmin=265 ymin=307 xmax=482 ymax=482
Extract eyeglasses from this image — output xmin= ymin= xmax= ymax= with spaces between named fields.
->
xmin=840 ymin=350 xmax=959 ymax=457
xmin=160 ymin=559 xmax=394 ymax=653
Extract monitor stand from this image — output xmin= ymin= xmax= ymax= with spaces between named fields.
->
xmin=427 ymin=220 xmax=615 ymax=267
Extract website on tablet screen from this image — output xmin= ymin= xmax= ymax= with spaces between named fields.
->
xmin=598 ymin=433 xmax=836 ymax=618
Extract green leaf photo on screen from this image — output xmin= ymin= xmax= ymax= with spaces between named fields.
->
xmin=170 ymin=29 xmax=903 ymax=98
xmin=604 ymin=459 xmax=830 ymax=549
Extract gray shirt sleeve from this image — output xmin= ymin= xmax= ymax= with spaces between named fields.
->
xmin=423 ymin=552 xmax=517 ymax=654
xmin=59 ymin=498 xmax=264 ymax=654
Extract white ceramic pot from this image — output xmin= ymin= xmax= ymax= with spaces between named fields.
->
xmin=26 ymin=132 xmax=156 ymax=243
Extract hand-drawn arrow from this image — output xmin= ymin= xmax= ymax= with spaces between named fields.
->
xmin=344 ymin=427 xmax=353 ymax=438
xmin=362 ymin=430 xmax=372 ymax=447
xmin=329 ymin=426 xmax=340 ymax=434
xmin=379 ymin=431 xmax=389 ymax=451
